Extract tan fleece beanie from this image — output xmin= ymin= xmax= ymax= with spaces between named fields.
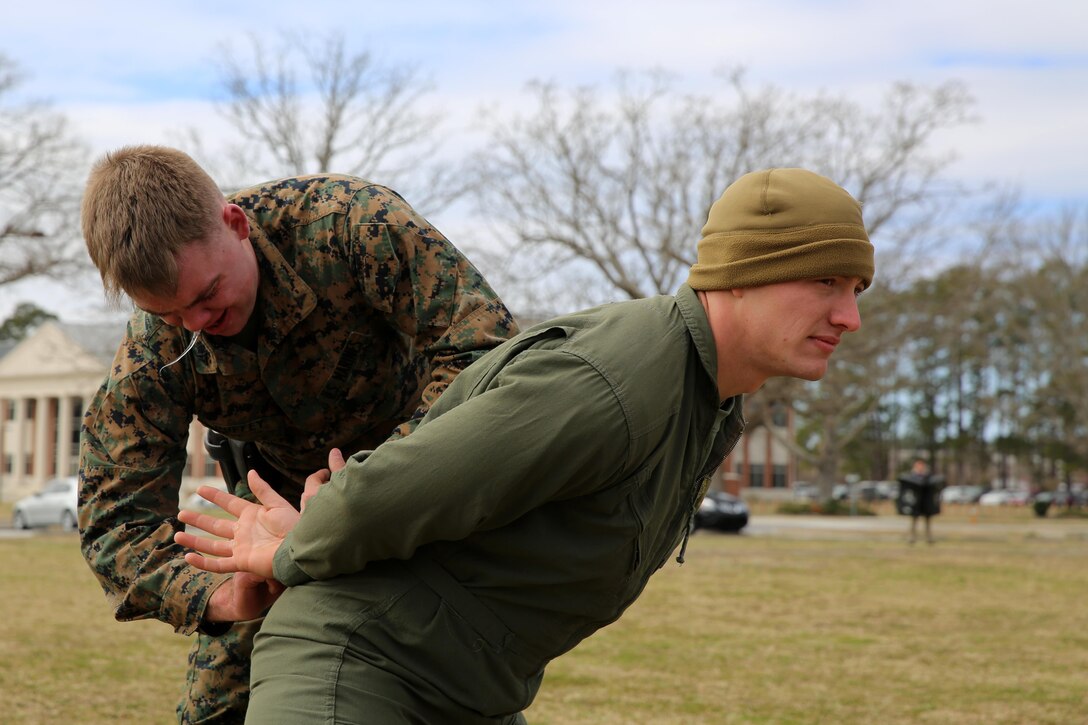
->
xmin=687 ymin=168 xmax=874 ymax=290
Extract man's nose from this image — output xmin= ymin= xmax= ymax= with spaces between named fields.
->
xmin=180 ymin=308 xmax=213 ymax=332
xmin=832 ymin=294 xmax=862 ymax=332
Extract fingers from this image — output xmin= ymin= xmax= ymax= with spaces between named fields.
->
xmin=177 ymin=509 xmax=238 ymax=539
xmin=305 ymin=468 xmax=331 ymax=489
xmin=328 ymin=447 xmax=346 ymax=473
xmin=183 ymin=551 xmax=240 ymax=574
xmin=194 ymin=485 xmax=251 ymax=519
xmin=301 ymin=451 xmax=343 ymax=510
xmin=175 ymin=530 xmax=234 ymax=557
xmin=300 ymin=448 xmax=345 ymax=511
xmin=247 ymin=469 xmax=292 ymax=508
xmin=301 ymin=468 xmax=329 ymax=512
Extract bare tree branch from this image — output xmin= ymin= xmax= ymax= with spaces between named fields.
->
xmin=0 ymin=54 xmax=89 ymax=289
xmin=188 ymin=32 xmax=456 ymax=213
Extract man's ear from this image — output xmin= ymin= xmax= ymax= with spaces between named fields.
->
xmin=222 ymin=203 xmax=250 ymax=241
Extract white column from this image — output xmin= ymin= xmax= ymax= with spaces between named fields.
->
xmin=56 ymin=396 xmax=74 ymax=478
xmin=34 ymin=395 xmax=50 ymax=484
xmin=12 ymin=398 xmax=26 ymax=489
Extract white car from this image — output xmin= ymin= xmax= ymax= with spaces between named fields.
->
xmin=978 ymin=489 xmax=1026 ymax=506
xmin=12 ymin=477 xmax=79 ymax=530
xmin=942 ymin=485 xmax=984 ymax=504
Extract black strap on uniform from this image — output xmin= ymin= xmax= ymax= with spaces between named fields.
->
xmin=203 ymin=429 xmax=293 ymax=495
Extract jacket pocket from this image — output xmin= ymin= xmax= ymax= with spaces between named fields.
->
xmin=353 ymin=558 xmax=544 ymax=717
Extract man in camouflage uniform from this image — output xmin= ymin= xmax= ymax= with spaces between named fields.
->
xmin=77 ymin=145 xmax=518 ymax=723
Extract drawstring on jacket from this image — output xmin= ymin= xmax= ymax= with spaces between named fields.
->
xmin=676 ymin=510 xmax=696 ymax=564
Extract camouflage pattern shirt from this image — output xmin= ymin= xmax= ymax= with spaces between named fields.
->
xmin=79 ymin=176 xmax=518 ymax=634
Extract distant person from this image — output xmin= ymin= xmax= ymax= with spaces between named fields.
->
xmin=177 ymin=167 xmax=876 ymax=723
xmin=897 ymin=458 xmax=944 ymax=544
xmin=76 ymin=145 xmax=518 ymax=723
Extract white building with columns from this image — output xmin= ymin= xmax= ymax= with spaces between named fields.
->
xmin=0 ymin=321 xmax=218 ymax=502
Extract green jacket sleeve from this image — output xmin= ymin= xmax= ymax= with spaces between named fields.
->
xmin=274 ymin=349 xmax=631 ymax=585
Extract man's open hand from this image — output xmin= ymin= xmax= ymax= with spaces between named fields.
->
xmin=176 ymin=448 xmax=346 ymax=581
xmin=175 ymin=469 xmax=301 ymax=580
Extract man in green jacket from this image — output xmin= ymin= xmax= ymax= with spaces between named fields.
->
xmin=176 ymin=167 xmax=874 ymax=723
xmin=78 ymin=145 xmax=517 ymax=723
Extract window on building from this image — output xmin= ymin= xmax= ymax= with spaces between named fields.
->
xmin=772 ymin=465 xmax=788 ymax=488
xmin=3 ymin=400 xmax=13 ymax=420
xmin=25 ymin=454 xmax=34 ymax=475
xmin=25 ymin=399 xmax=35 ymax=420
xmin=2 ymin=456 xmax=11 ymax=474
xmin=748 ymin=464 xmax=764 ymax=488
xmin=205 ymin=459 xmax=219 ymax=478
xmin=770 ymin=402 xmax=788 ymax=428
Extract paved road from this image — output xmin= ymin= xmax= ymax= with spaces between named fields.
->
xmin=6 ymin=514 xmax=1088 ymax=543
xmin=0 ymin=525 xmax=75 ymax=539
xmin=741 ymin=513 xmax=1088 ymax=542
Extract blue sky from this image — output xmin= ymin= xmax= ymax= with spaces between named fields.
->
xmin=2 ymin=0 xmax=1086 ymax=320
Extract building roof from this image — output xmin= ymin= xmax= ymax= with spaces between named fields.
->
xmin=57 ymin=321 xmax=126 ymax=365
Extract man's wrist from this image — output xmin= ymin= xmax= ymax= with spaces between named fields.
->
xmin=197 ymin=574 xmax=234 ymax=636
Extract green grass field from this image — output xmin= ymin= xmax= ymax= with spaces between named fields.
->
xmin=2 ymin=517 xmax=1086 ymax=724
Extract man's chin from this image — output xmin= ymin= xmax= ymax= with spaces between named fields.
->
xmin=796 ymin=364 xmax=829 ymax=382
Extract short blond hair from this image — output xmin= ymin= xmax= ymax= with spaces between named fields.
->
xmin=81 ymin=145 xmax=225 ymax=304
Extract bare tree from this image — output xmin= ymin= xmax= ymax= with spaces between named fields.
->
xmin=0 ymin=55 xmax=89 ymax=287
xmin=470 ymin=70 xmax=975 ymax=311
xmin=190 ymin=32 xmax=456 ymax=212
xmin=469 ymin=70 xmax=978 ymax=492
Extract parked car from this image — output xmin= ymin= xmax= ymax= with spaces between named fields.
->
xmin=693 ymin=491 xmax=749 ymax=533
xmin=1039 ymin=489 xmax=1088 ymax=508
xmin=792 ymin=482 xmax=820 ymax=501
xmin=979 ymin=489 xmax=1029 ymax=506
xmin=12 ymin=477 xmax=79 ymax=530
xmin=941 ymin=485 xmax=985 ymax=504
xmin=1007 ymin=490 xmax=1031 ymax=506
xmin=874 ymin=481 xmax=899 ymax=500
xmin=832 ymin=480 xmax=897 ymax=502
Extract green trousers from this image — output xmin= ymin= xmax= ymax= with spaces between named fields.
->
xmin=247 ymin=559 xmax=538 ymax=724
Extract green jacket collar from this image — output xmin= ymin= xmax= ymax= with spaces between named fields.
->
xmin=674 ymin=284 xmax=719 ymax=394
